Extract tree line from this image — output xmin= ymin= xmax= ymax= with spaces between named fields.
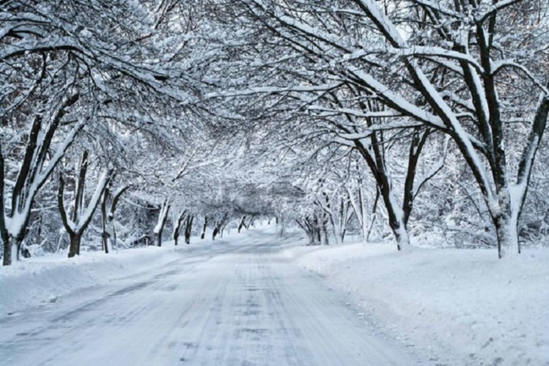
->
xmin=1 ymin=0 xmax=548 ymax=265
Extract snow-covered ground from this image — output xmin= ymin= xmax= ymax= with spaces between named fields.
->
xmin=2 ymin=227 xmax=548 ymax=365
xmin=0 ymin=227 xmax=421 ymax=366
xmin=284 ymin=241 xmax=549 ymax=366
xmin=0 ymin=232 xmax=248 ymax=317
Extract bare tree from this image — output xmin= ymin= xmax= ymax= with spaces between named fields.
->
xmin=58 ymin=152 xmax=114 ymax=258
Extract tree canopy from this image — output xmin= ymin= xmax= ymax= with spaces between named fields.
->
xmin=2 ymin=0 xmax=549 ymax=264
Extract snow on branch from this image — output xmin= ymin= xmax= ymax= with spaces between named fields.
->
xmin=347 ymin=67 xmax=446 ymax=129
xmin=352 ymin=0 xmax=407 ymax=48
xmin=413 ymin=136 xmax=450 ymax=199
xmin=475 ymin=0 xmax=523 ymax=23
xmin=335 ymin=121 xmax=425 ymax=141
xmin=205 ymin=83 xmax=343 ymax=99
xmin=389 ymin=47 xmax=484 ymax=74
xmin=491 ymin=61 xmax=549 ymax=95
xmin=307 ymin=106 xmax=402 ymax=119
xmin=412 ymin=0 xmax=463 ymax=19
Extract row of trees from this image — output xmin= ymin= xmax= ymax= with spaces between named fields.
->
xmin=0 ymin=0 xmax=216 ymax=265
xmin=2 ymin=0 xmax=549 ymax=265
xmin=207 ymin=0 xmax=549 ymax=258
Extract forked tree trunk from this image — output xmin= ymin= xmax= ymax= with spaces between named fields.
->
xmin=58 ymin=163 xmax=113 ymax=258
xmin=1 ymin=97 xmax=83 ymax=266
xmin=491 ymin=192 xmax=520 ymax=258
xmin=213 ymin=213 xmax=230 ymax=240
xmin=494 ymin=215 xmax=519 ymax=258
xmin=154 ymin=200 xmax=170 ymax=247
xmin=101 ymin=184 xmax=129 ymax=253
xmin=172 ymin=211 xmax=186 ymax=246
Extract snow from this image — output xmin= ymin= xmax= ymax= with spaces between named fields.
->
xmin=0 ymin=228 xmax=421 ymax=365
xmin=390 ymin=46 xmax=483 ymax=72
xmin=3 ymin=227 xmax=549 ymax=365
xmin=285 ymin=241 xmax=549 ymax=366
xmin=74 ymin=169 xmax=111 ymax=232
xmin=356 ymin=0 xmax=407 ymax=48
xmin=347 ymin=67 xmax=446 ymax=129
xmin=0 ymin=234 xmax=240 ymax=317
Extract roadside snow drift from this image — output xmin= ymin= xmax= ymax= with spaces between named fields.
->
xmin=0 ymin=233 xmax=248 ymax=317
xmin=286 ymin=243 xmax=549 ymax=366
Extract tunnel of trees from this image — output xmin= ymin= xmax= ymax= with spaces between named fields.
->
xmin=2 ymin=0 xmax=549 ymax=265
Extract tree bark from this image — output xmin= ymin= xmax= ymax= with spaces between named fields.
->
xmin=101 ymin=188 xmax=110 ymax=254
xmin=184 ymin=215 xmax=194 ymax=244
xmin=172 ymin=211 xmax=186 ymax=246
xmin=353 ymin=138 xmax=410 ymax=250
xmin=238 ymin=215 xmax=247 ymax=233
xmin=0 ymin=146 xmax=10 ymax=266
xmin=3 ymin=237 xmax=13 ymax=266
xmin=68 ymin=233 xmax=82 ymax=258
xmin=201 ymin=216 xmax=209 ymax=239
xmin=155 ymin=200 xmax=170 ymax=247
xmin=58 ymin=166 xmax=113 ymax=258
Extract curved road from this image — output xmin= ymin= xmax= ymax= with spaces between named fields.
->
xmin=0 ymin=232 xmax=425 ymax=365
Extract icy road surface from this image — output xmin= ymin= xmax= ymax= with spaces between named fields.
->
xmin=0 ymin=234 xmax=424 ymax=365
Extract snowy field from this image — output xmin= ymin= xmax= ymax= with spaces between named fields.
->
xmin=1 ymin=227 xmax=549 ymax=365
xmin=285 ymin=241 xmax=549 ymax=366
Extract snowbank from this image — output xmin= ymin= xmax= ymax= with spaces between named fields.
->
xmin=285 ymin=243 xmax=549 ymax=366
xmin=0 ymin=233 xmax=244 ymax=317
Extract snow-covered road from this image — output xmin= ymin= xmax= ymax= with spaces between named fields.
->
xmin=0 ymin=234 xmax=423 ymax=365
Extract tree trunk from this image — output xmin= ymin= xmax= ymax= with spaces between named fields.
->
xmin=213 ymin=213 xmax=229 ymax=240
xmin=382 ymin=183 xmax=410 ymax=251
xmin=201 ymin=216 xmax=209 ymax=239
xmin=347 ymin=179 xmax=370 ymax=243
xmin=59 ymin=169 xmax=113 ymax=258
xmin=104 ymin=184 xmax=129 ymax=253
xmin=172 ymin=211 xmax=186 ymax=246
xmin=156 ymin=227 xmax=164 ymax=247
xmin=2 ymin=237 xmax=18 ymax=266
xmin=110 ymin=226 xmax=117 ymax=252
xmin=154 ymin=200 xmax=170 ymax=247
xmin=353 ymin=134 xmax=411 ymax=251
xmin=0 ymin=148 xmax=10 ymax=266
xmin=392 ymin=224 xmax=411 ymax=251
xmin=238 ymin=215 xmax=246 ymax=233
xmin=101 ymin=188 xmax=110 ymax=254
xmin=492 ymin=194 xmax=520 ymax=258
xmin=1 ymin=238 xmax=10 ymax=266
xmin=68 ymin=233 xmax=82 ymax=258
xmin=102 ymin=231 xmax=110 ymax=254
xmin=321 ymin=221 xmax=330 ymax=245
xmin=184 ymin=215 xmax=194 ymax=244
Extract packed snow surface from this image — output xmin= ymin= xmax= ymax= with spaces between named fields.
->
xmin=0 ymin=228 xmax=422 ymax=365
